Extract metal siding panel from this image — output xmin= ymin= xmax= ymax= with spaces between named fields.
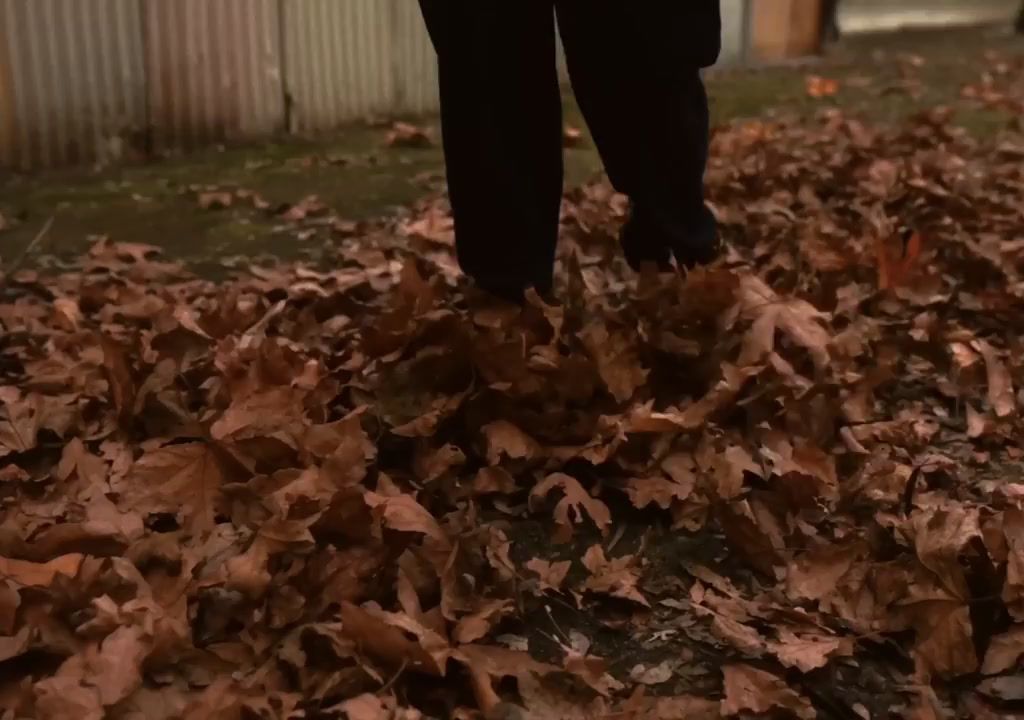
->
xmin=285 ymin=0 xmax=414 ymax=133
xmin=0 ymin=0 xmax=145 ymax=169
xmin=0 ymin=1 xmax=19 ymax=168
xmin=145 ymin=0 xmax=283 ymax=152
xmin=720 ymin=0 xmax=750 ymax=65
xmin=393 ymin=0 xmax=438 ymax=115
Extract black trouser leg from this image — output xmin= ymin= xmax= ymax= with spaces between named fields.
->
xmin=556 ymin=2 xmax=720 ymax=269
xmin=418 ymin=0 xmax=562 ymax=297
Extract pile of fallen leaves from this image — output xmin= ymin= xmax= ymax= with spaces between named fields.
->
xmin=2 ymin=104 xmax=1024 ymax=720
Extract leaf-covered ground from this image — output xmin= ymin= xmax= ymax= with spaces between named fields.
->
xmin=2 ymin=33 xmax=1024 ymax=720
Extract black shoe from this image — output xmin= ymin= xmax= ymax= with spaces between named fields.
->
xmin=469 ymin=277 xmax=554 ymax=306
xmin=672 ymin=204 xmax=721 ymax=269
xmin=621 ymin=203 xmax=721 ymax=272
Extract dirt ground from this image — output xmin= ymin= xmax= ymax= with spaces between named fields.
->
xmin=1 ymin=26 xmax=1021 ymax=275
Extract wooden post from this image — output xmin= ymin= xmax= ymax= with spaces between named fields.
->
xmin=750 ymin=0 xmax=825 ymax=62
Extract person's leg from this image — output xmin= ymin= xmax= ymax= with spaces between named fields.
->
xmin=556 ymin=2 xmax=721 ymax=270
xmin=419 ymin=0 xmax=562 ymax=300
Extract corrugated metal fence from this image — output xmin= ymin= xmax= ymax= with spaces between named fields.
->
xmin=0 ymin=0 xmax=443 ymax=170
xmin=0 ymin=0 xmax=756 ymax=171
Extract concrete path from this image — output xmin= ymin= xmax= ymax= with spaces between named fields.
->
xmin=841 ymin=0 xmax=1019 ymax=33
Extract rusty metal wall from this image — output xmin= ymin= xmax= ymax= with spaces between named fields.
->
xmin=0 ymin=0 xmax=147 ymax=170
xmin=284 ymin=0 xmax=400 ymax=132
xmin=143 ymin=0 xmax=285 ymax=151
xmin=392 ymin=0 xmax=440 ymax=116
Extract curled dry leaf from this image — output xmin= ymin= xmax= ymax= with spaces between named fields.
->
xmin=386 ymin=121 xmax=433 ymax=148
xmin=340 ymin=601 xmax=451 ymax=676
xmin=972 ymin=339 xmax=1016 ymax=418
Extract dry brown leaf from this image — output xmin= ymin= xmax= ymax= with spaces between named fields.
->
xmin=517 ymin=670 xmax=607 ymax=720
xmin=972 ymin=339 xmax=1016 ymax=418
xmin=710 ymin=613 xmax=764 ymax=656
xmin=364 ymin=491 xmax=452 ymax=549
xmin=651 ymin=695 xmax=723 ymax=719
xmin=966 ymin=403 xmax=992 ymax=438
xmin=720 ymin=664 xmax=815 ymax=719
xmin=0 ymin=554 xmax=84 ymax=587
xmin=718 ymin=500 xmax=785 ymax=577
xmin=337 ymin=694 xmax=392 ymax=720
xmin=911 ymin=505 xmax=981 ymax=599
xmin=582 ymin=545 xmax=648 ymax=606
xmin=530 ymin=473 xmax=612 ymax=543
xmin=768 ymin=629 xmax=850 ymax=673
xmin=982 ymin=624 xmax=1024 ymax=675
xmin=386 ymin=121 xmax=433 ymax=148
xmin=473 ymin=467 xmax=518 ymax=495
xmin=786 ymin=542 xmax=866 ymax=602
xmin=454 ymin=600 xmax=513 ymax=645
xmin=525 ymin=558 xmax=572 ymax=592
xmin=197 ymin=190 xmax=234 ymax=210
xmin=88 ymin=625 xmax=149 ymax=706
xmin=0 ymin=391 xmax=42 ymax=458
xmin=806 ymin=74 xmax=840 ymax=97
xmin=738 ymin=275 xmax=832 ymax=371
xmin=130 ymin=442 xmax=228 ymax=534
xmin=909 ymin=600 xmax=978 ymax=678
xmin=0 ymin=626 xmax=31 ymax=663
xmin=629 ymin=661 xmax=674 ymax=685
xmin=581 ymin=320 xmax=648 ymax=403
xmin=482 ymin=421 xmax=541 ymax=465
xmin=340 ymin=601 xmax=451 ymax=676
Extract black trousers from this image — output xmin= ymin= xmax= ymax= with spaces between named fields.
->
xmin=419 ymin=1 xmax=722 ymax=295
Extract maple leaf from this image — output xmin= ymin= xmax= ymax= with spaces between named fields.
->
xmin=582 ymin=545 xmax=649 ymax=606
xmin=129 ymin=442 xmax=229 ymax=534
xmin=737 ymin=275 xmax=832 ymax=372
xmin=529 ymin=473 xmax=612 ymax=543
xmin=525 ymin=558 xmax=572 ymax=592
